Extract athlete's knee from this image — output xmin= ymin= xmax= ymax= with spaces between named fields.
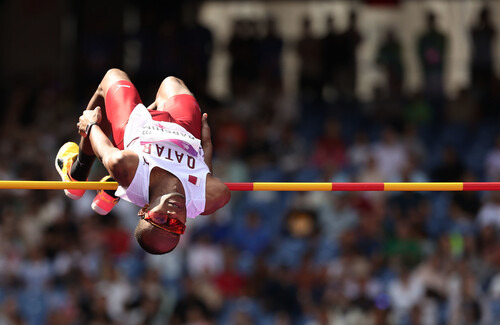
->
xmin=99 ymin=68 xmax=131 ymax=96
xmin=104 ymin=68 xmax=129 ymax=83
xmin=158 ymin=76 xmax=191 ymax=98
xmin=162 ymin=76 xmax=186 ymax=88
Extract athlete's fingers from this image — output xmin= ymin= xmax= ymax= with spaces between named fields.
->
xmin=201 ymin=113 xmax=213 ymax=151
xmin=83 ymin=106 xmax=102 ymax=124
xmin=201 ymin=113 xmax=211 ymax=138
xmin=94 ymin=106 xmax=102 ymax=124
xmin=202 ymin=113 xmax=210 ymax=129
xmin=146 ymin=102 xmax=157 ymax=110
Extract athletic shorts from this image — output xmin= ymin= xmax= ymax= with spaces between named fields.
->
xmin=105 ymin=80 xmax=202 ymax=149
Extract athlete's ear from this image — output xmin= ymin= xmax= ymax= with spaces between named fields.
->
xmin=138 ymin=203 xmax=150 ymax=216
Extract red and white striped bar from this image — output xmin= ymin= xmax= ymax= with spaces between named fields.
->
xmin=2 ymin=181 xmax=500 ymax=191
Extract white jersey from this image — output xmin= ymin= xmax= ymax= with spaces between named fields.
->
xmin=115 ymin=104 xmax=210 ymax=219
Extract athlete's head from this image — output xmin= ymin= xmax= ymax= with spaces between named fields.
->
xmin=134 ymin=193 xmax=187 ymax=254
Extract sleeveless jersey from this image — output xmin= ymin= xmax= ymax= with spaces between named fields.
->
xmin=115 ymin=104 xmax=210 ymax=219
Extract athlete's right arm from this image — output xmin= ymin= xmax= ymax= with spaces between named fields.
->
xmin=90 ymin=129 xmax=138 ymax=187
xmin=79 ymin=107 xmax=139 ymax=187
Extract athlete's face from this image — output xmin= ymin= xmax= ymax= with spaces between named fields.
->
xmin=150 ymin=192 xmax=187 ymax=225
xmin=138 ymin=192 xmax=187 ymax=236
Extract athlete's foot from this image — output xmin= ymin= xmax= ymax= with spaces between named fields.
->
xmin=91 ymin=175 xmax=120 ymax=215
xmin=55 ymin=142 xmax=86 ymax=200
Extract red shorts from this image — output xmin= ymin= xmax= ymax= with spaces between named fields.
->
xmin=105 ymin=80 xmax=202 ymax=149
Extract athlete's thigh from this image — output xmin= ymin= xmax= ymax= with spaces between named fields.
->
xmin=153 ymin=77 xmax=201 ymax=139
xmin=102 ymin=69 xmax=143 ymax=149
xmin=154 ymin=76 xmax=193 ymax=105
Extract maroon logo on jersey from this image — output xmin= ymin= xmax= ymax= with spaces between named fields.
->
xmin=188 ymin=175 xmax=200 ymax=186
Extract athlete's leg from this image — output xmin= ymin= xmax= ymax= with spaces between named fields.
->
xmin=148 ymin=76 xmax=202 ymax=139
xmin=56 ymin=69 xmax=140 ymax=203
xmin=147 ymin=76 xmax=193 ymax=110
xmin=71 ymin=68 xmax=141 ymax=180
xmin=79 ymin=69 xmax=134 ymax=154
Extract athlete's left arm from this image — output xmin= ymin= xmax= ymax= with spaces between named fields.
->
xmin=200 ymin=113 xmax=230 ymax=214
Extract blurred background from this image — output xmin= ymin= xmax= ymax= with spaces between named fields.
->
xmin=1 ymin=0 xmax=500 ymax=324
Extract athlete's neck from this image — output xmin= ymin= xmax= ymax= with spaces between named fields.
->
xmin=149 ymin=167 xmax=185 ymax=201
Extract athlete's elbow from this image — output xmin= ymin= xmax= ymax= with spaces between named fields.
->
xmin=104 ymin=151 xmax=135 ymax=187
xmin=221 ymin=184 xmax=231 ymax=208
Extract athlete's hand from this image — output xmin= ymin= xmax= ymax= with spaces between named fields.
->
xmin=201 ymin=113 xmax=212 ymax=146
xmin=77 ymin=106 xmax=103 ymax=137
xmin=201 ymin=113 xmax=213 ymax=172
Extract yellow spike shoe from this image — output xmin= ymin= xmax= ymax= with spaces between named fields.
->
xmin=55 ymin=142 xmax=86 ymax=199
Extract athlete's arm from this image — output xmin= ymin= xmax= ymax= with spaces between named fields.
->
xmin=199 ymin=112 xmax=230 ymax=214
xmin=78 ymin=107 xmax=139 ymax=187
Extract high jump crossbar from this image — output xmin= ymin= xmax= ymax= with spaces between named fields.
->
xmin=1 ymin=181 xmax=500 ymax=191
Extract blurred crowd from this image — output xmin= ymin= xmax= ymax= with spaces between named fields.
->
xmin=1 ymin=1 xmax=500 ymax=325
